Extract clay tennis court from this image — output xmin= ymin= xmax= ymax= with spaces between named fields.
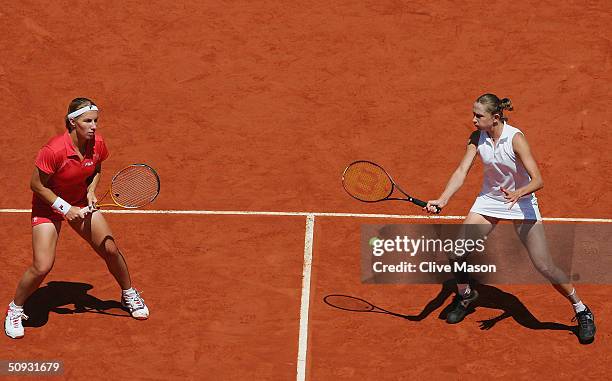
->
xmin=1 ymin=1 xmax=610 ymax=380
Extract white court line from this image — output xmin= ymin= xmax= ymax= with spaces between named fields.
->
xmin=0 ymin=208 xmax=611 ymax=222
xmin=296 ymin=214 xmax=315 ymax=381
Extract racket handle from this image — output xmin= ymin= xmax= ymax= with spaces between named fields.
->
xmin=411 ymin=198 xmax=442 ymax=214
xmin=80 ymin=205 xmax=98 ymax=216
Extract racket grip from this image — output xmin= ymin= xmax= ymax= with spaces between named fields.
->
xmin=412 ymin=198 xmax=442 ymax=214
xmin=80 ymin=205 xmax=97 ymax=216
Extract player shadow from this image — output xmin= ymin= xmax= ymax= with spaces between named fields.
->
xmin=22 ymin=281 xmax=130 ymax=327
xmin=324 ymin=279 xmax=577 ymax=336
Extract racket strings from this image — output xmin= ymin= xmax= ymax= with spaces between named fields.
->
xmin=110 ymin=165 xmax=160 ymax=208
xmin=342 ymin=161 xmax=393 ymax=202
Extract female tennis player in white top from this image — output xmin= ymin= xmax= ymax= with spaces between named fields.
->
xmin=425 ymin=93 xmax=595 ymax=343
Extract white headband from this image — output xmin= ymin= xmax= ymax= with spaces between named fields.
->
xmin=67 ymin=104 xmax=99 ymax=120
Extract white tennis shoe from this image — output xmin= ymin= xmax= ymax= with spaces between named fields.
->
xmin=5 ymin=305 xmax=28 ymax=339
xmin=121 ymin=288 xmax=149 ymax=320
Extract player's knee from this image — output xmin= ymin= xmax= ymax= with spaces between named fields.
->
xmin=31 ymin=262 xmax=53 ymax=277
xmin=102 ymin=242 xmax=122 ymax=260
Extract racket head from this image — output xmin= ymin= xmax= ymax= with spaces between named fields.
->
xmin=108 ymin=164 xmax=160 ymax=208
xmin=342 ymin=161 xmax=393 ymax=202
xmin=323 ymin=294 xmax=376 ymax=312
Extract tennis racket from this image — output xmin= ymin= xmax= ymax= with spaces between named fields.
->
xmin=342 ymin=160 xmax=440 ymax=213
xmin=81 ymin=164 xmax=160 ymax=214
xmin=323 ymin=294 xmax=413 ymax=320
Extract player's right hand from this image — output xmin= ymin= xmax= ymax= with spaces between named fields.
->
xmin=65 ymin=206 xmax=86 ymax=221
xmin=424 ymin=199 xmax=446 ymax=214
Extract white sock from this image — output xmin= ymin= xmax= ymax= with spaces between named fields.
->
xmin=457 ymin=284 xmax=471 ymax=297
xmin=566 ymin=288 xmax=580 ymax=304
xmin=572 ymin=301 xmax=586 ymax=313
xmin=9 ymin=301 xmax=23 ymax=310
xmin=122 ymin=288 xmax=135 ymax=295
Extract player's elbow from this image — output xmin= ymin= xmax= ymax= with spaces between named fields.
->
xmin=29 ymin=180 xmax=39 ymax=193
xmin=533 ymin=177 xmax=544 ymax=191
xmin=30 ymin=168 xmax=49 ymax=193
xmin=30 ymin=178 xmax=46 ymax=194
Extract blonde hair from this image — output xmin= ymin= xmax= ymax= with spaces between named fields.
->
xmin=65 ymin=97 xmax=97 ymax=131
xmin=476 ymin=94 xmax=513 ymax=122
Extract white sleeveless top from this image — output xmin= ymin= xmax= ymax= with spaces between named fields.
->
xmin=469 ymin=123 xmax=540 ymax=220
xmin=477 ymin=123 xmax=536 ymax=202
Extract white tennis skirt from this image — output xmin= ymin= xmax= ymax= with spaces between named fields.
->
xmin=469 ymin=194 xmax=541 ymax=220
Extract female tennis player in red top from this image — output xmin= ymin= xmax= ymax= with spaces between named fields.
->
xmin=425 ymin=94 xmax=595 ymax=344
xmin=5 ymin=98 xmax=149 ymax=339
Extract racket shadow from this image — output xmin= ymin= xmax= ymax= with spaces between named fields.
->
xmin=23 ymin=281 xmax=131 ymax=327
xmin=324 ymin=279 xmax=576 ymax=335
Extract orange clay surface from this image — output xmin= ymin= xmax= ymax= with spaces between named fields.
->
xmin=0 ymin=1 xmax=610 ymax=380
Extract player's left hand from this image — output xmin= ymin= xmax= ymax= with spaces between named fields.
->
xmin=500 ymin=187 xmax=522 ymax=210
xmin=87 ymin=191 xmax=98 ymax=209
